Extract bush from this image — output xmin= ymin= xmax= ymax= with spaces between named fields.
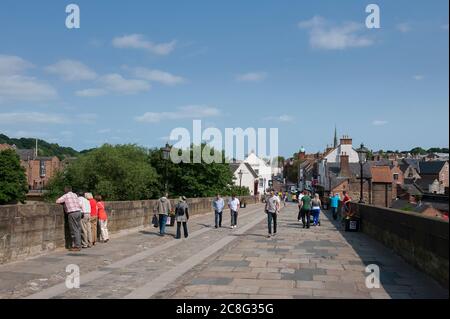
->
xmin=0 ymin=149 xmax=28 ymax=205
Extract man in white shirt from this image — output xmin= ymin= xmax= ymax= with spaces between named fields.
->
xmin=78 ymin=192 xmax=92 ymax=248
xmin=228 ymin=194 xmax=240 ymax=229
xmin=266 ymin=190 xmax=281 ymax=237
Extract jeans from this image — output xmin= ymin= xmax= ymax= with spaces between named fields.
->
xmin=159 ymin=214 xmax=168 ymax=235
xmin=312 ymin=209 xmax=320 ymax=225
xmin=67 ymin=211 xmax=82 ymax=248
xmin=267 ymin=212 xmax=277 ymax=234
xmin=176 ymin=222 xmax=188 ymax=239
xmin=230 ymin=210 xmax=238 ymax=226
xmin=215 ymin=210 xmax=223 ymax=227
xmin=331 ymin=207 xmax=338 ymax=220
xmin=300 ymin=209 xmax=311 ymax=228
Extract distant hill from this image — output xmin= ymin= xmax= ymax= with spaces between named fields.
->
xmin=0 ymin=133 xmax=79 ymax=159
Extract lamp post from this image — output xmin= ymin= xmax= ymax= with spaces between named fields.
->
xmin=162 ymin=143 xmax=171 ymax=193
xmin=356 ymin=143 xmax=369 ymax=203
xmin=238 ymin=169 xmax=243 ymax=202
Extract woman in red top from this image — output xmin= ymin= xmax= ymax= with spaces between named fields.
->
xmin=95 ymin=195 xmax=109 ymax=243
xmin=86 ymin=193 xmax=98 ymax=245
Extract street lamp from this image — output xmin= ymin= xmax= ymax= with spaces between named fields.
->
xmin=356 ymin=143 xmax=369 ymax=203
xmin=162 ymin=143 xmax=171 ymax=193
xmin=238 ymin=169 xmax=243 ymax=200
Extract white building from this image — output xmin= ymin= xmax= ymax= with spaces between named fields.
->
xmin=230 ymin=162 xmax=259 ymax=195
xmin=244 ymin=152 xmax=273 ymax=194
xmin=318 ymin=136 xmax=360 ymax=189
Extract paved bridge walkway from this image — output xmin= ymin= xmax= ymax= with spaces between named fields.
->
xmin=0 ymin=203 xmax=447 ymax=299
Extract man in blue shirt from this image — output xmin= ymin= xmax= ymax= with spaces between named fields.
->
xmin=212 ymin=194 xmax=225 ymax=228
xmin=330 ymin=193 xmax=340 ymax=220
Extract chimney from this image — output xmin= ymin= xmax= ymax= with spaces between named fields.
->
xmin=298 ymin=146 xmax=306 ymax=160
xmin=340 ymin=152 xmax=350 ymax=177
xmin=340 ymin=135 xmax=352 ymax=146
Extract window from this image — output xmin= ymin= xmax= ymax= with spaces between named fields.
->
xmin=39 ymin=160 xmax=46 ymax=177
xmin=393 ymin=173 xmax=399 ymax=181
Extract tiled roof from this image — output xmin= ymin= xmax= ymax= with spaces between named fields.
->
xmin=371 ymin=166 xmax=393 ymax=183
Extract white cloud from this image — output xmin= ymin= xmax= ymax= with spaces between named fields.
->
xmin=75 ymin=88 xmax=108 ymax=97
xmin=372 ymin=120 xmax=388 ymax=126
xmin=77 ymin=113 xmax=98 ymax=124
xmin=97 ymin=128 xmax=112 ymax=134
xmin=413 ymin=75 xmax=424 ymax=81
xmin=99 ymin=73 xmax=151 ymax=94
xmin=298 ymin=16 xmax=374 ymax=50
xmin=0 ymin=55 xmax=57 ymax=101
xmin=0 ymin=112 xmax=66 ymax=124
xmin=136 ymin=105 xmax=221 ymax=123
xmin=236 ymin=72 xmax=267 ymax=83
xmin=130 ymin=67 xmax=185 ymax=86
xmin=45 ymin=60 xmax=97 ymax=81
xmin=0 ymin=55 xmax=33 ymax=75
xmin=0 ymin=75 xmax=57 ymax=101
xmin=396 ymin=23 xmax=412 ymax=33
xmin=112 ymin=34 xmax=176 ymax=55
xmin=263 ymin=115 xmax=295 ymax=123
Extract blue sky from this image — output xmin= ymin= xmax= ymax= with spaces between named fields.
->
xmin=0 ymin=0 xmax=448 ymax=157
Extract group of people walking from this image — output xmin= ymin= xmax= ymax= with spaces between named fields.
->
xmin=58 ymin=187 xmax=352 ymax=251
xmin=152 ymin=193 xmax=242 ymax=239
xmin=56 ymin=186 xmax=109 ymax=252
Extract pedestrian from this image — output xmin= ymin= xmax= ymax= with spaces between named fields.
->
xmin=342 ymin=191 xmax=352 ymax=218
xmin=86 ymin=193 xmax=98 ymax=245
xmin=311 ymin=193 xmax=322 ymax=226
xmin=228 ymin=194 xmax=240 ymax=229
xmin=282 ymin=192 xmax=287 ymax=207
xmin=298 ymin=190 xmax=312 ymax=229
xmin=154 ymin=193 xmax=172 ymax=236
xmin=212 ymin=194 xmax=225 ymax=228
xmin=330 ymin=193 xmax=340 ymax=220
xmin=78 ymin=192 xmax=92 ymax=248
xmin=266 ymin=190 xmax=281 ymax=238
xmin=175 ymin=196 xmax=189 ymax=239
xmin=56 ymin=186 xmax=82 ymax=251
xmin=96 ymin=195 xmax=109 ymax=243
xmin=297 ymin=190 xmax=305 ymax=222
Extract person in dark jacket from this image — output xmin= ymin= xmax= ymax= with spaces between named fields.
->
xmin=175 ymin=196 xmax=189 ymax=239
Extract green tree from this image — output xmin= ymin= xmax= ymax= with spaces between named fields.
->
xmin=410 ymin=147 xmax=427 ymax=155
xmin=148 ymin=144 xmax=235 ymax=198
xmin=45 ymin=144 xmax=159 ymax=201
xmin=0 ymin=149 xmax=28 ymax=205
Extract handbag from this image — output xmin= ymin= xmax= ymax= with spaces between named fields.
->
xmin=166 ymin=216 xmax=171 ymax=225
xmin=152 ymin=215 xmax=158 ymax=228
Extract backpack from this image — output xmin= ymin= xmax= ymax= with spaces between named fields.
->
xmin=176 ymin=204 xmax=185 ymax=216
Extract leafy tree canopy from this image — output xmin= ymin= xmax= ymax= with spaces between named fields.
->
xmin=45 ymin=144 xmax=159 ymax=201
xmin=0 ymin=149 xmax=28 ymax=205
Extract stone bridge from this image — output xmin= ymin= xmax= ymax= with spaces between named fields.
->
xmin=0 ymin=198 xmax=448 ymax=299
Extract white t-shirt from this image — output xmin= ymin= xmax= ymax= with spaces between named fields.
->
xmin=267 ymin=195 xmax=281 ymax=213
xmin=228 ymin=198 xmax=240 ymax=211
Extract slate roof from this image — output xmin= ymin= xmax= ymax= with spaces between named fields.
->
xmin=419 ymin=161 xmax=447 ymax=175
xmin=229 ymin=162 xmax=258 ymax=179
xmin=15 ymin=149 xmax=35 ymax=161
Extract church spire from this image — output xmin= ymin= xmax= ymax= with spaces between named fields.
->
xmin=333 ymin=125 xmax=338 ymax=148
